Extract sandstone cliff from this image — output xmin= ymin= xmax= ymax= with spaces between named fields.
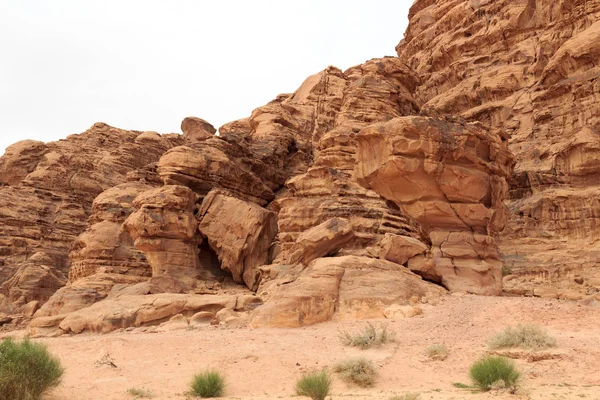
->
xmin=2 ymin=0 xmax=596 ymax=334
xmin=397 ymin=0 xmax=600 ymax=299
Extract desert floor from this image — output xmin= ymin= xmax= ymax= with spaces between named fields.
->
xmin=3 ymin=294 xmax=600 ymax=400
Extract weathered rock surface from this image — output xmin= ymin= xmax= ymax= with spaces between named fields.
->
xmin=283 ymin=218 xmax=354 ymax=265
xmin=69 ymin=182 xmax=154 ymax=282
xmin=356 ymin=116 xmax=513 ymax=294
xmin=374 ymin=233 xmax=429 ymax=266
xmin=13 ymin=0 xmax=593 ymax=332
xmin=251 ymin=256 xmax=445 ymax=327
xmin=181 ymin=117 xmax=216 ymax=144
xmin=198 ymin=190 xmax=278 ymax=290
xmin=124 ymin=185 xmax=201 ymax=290
xmin=0 ymin=124 xmax=180 ymax=313
xmin=397 ymin=0 xmax=600 ymax=295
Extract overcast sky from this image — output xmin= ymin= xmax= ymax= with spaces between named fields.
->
xmin=0 ymin=1 xmax=412 ymax=155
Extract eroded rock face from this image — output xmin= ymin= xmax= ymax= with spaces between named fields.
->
xmin=124 ymin=185 xmax=201 ymax=290
xmin=251 ymin=256 xmax=445 ymax=328
xmin=397 ymin=0 xmax=600 ymax=296
xmin=7 ymin=1 xmax=569 ymax=332
xmin=283 ymin=218 xmax=354 ymax=265
xmin=197 ymin=190 xmax=278 ymax=291
xmin=0 ymin=124 xmax=181 ymax=313
xmin=69 ymin=182 xmax=154 ymax=282
xmin=355 ymin=117 xmax=513 ymax=294
xmin=181 ymin=117 xmax=216 ymax=144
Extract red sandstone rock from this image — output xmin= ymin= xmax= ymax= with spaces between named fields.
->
xmin=197 ymin=190 xmax=278 ymax=291
xmin=9 ymin=0 xmax=586 ymax=332
xmin=123 ymin=185 xmax=201 ymax=290
xmin=0 ymin=123 xmax=180 ymax=311
xmin=355 ymin=116 xmax=513 ymax=294
xmin=397 ymin=0 xmax=600 ymax=295
xmin=181 ymin=117 xmax=216 ymax=143
xmin=251 ymin=256 xmax=445 ymax=328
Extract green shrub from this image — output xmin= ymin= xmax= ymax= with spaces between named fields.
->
xmin=470 ymin=356 xmax=520 ymax=392
xmin=189 ymin=370 xmax=225 ymax=398
xmin=489 ymin=324 xmax=557 ymax=351
xmin=0 ymin=338 xmax=64 ymax=400
xmin=425 ymin=344 xmax=449 ymax=361
xmin=333 ymin=357 xmax=377 ymax=387
xmin=296 ymin=369 xmax=332 ymax=400
xmin=389 ymin=393 xmax=420 ymax=400
xmin=339 ymin=322 xmax=395 ymax=349
xmin=127 ymin=387 xmax=154 ymax=398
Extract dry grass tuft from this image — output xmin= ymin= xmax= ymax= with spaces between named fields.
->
xmin=489 ymin=324 xmax=557 ymax=351
xmin=389 ymin=393 xmax=421 ymax=400
xmin=425 ymin=344 xmax=450 ymax=361
xmin=333 ymin=357 xmax=377 ymax=387
xmin=126 ymin=387 xmax=154 ymax=398
xmin=339 ymin=322 xmax=395 ymax=349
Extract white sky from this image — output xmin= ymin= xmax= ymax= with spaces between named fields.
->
xmin=0 ymin=1 xmax=412 ymax=155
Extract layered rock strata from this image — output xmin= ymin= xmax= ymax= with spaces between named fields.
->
xmin=355 ymin=116 xmax=513 ymax=294
xmin=397 ymin=0 xmax=600 ymax=297
xmin=0 ymin=124 xmax=181 ymax=317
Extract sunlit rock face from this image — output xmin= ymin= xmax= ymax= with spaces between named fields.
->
xmin=21 ymin=0 xmax=600 ymax=332
xmin=355 ymin=116 xmax=513 ymax=294
xmin=397 ymin=0 xmax=600 ymax=297
xmin=0 ymin=123 xmax=180 ymax=318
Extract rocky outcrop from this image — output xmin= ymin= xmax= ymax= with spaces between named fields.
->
xmin=0 ymin=124 xmax=181 ymax=315
xmin=355 ymin=116 xmax=513 ymax=294
xmin=197 ymin=190 xmax=278 ymax=291
xmin=397 ymin=0 xmax=600 ymax=296
xmin=13 ymin=0 xmax=588 ymax=332
xmin=69 ymin=182 xmax=154 ymax=282
xmin=282 ymin=218 xmax=354 ymax=265
xmin=124 ymin=185 xmax=202 ymax=290
xmin=181 ymin=117 xmax=217 ymax=144
xmin=251 ymin=256 xmax=445 ymax=327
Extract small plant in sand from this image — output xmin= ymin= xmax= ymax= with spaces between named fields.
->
xmin=470 ymin=355 xmax=520 ymax=392
xmin=189 ymin=370 xmax=226 ymax=398
xmin=389 ymin=393 xmax=421 ymax=400
xmin=333 ymin=357 xmax=377 ymax=387
xmin=489 ymin=324 xmax=557 ymax=351
xmin=95 ymin=352 xmax=118 ymax=368
xmin=296 ymin=369 xmax=332 ymax=400
xmin=127 ymin=387 xmax=155 ymax=398
xmin=0 ymin=337 xmax=64 ymax=400
xmin=339 ymin=322 xmax=396 ymax=349
xmin=425 ymin=344 xmax=450 ymax=361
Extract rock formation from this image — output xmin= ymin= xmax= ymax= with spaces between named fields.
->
xmin=7 ymin=0 xmax=599 ymax=334
xmin=397 ymin=0 xmax=600 ymax=298
xmin=355 ymin=116 xmax=513 ymax=294
xmin=0 ymin=124 xmax=181 ymax=319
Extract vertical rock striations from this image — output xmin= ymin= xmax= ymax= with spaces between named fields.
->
xmin=397 ymin=0 xmax=600 ymax=297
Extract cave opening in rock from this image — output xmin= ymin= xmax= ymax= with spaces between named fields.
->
xmin=197 ymin=240 xmax=228 ymax=281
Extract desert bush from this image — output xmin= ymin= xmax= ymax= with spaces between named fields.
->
xmin=127 ymin=387 xmax=154 ymax=398
xmin=489 ymin=324 xmax=557 ymax=351
xmin=333 ymin=357 xmax=377 ymax=387
xmin=296 ymin=369 xmax=332 ymax=400
xmin=339 ymin=322 xmax=395 ymax=349
xmin=189 ymin=370 xmax=225 ymax=398
xmin=0 ymin=337 xmax=64 ymax=400
xmin=470 ymin=356 xmax=520 ymax=392
xmin=389 ymin=393 xmax=420 ymax=400
xmin=425 ymin=344 xmax=449 ymax=361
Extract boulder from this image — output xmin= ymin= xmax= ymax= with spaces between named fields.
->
xmin=284 ymin=218 xmax=354 ymax=265
xmin=198 ymin=190 xmax=278 ymax=291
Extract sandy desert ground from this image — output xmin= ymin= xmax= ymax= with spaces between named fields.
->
xmin=3 ymin=294 xmax=600 ymax=400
